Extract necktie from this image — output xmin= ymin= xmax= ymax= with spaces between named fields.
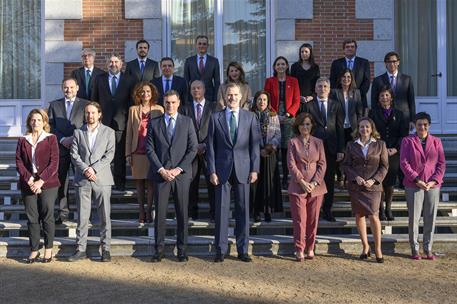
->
xmin=196 ymin=103 xmax=202 ymax=128
xmin=198 ymin=56 xmax=205 ymax=75
xmin=85 ymin=70 xmax=91 ymax=97
xmin=390 ymin=75 xmax=396 ymax=90
xmin=167 ymin=117 xmax=175 ymax=142
xmin=140 ymin=60 xmax=145 ymax=79
xmin=348 ymin=59 xmax=353 ymax=70
xmin=165 ymin=78 xmax=170 ymax=93
xmin=230 ymin=111 xmax=237 ymax=144
xmin=320 ymin=101 xmax=327 ymax=127
xmin=66 ymin=100 xmax=72 ymax=120
xmin=111 ymin=75 xmax=117 ymax=96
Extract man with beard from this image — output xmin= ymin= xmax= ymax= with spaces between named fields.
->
xmin=125 ymin=39 xmax=160 ymax=84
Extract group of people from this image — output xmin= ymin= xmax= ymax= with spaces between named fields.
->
xmin=15 ymin=36 xmax=446 ymax=264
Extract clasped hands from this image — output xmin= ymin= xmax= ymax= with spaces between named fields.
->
xmin=209 ymin=172 xmax=258 ymax=186
xmin=28 ymin=178 xmax=44 ymax=194
xmin=415 ymin=179 xmax=436 ymax=191
xmin=299 ymin=179 xmax=316 ymax=193
xmin=355 ymin=176 xmax=376 ymax=188
xmin=84 ymin=167 xmax=97 ymax=182
xmin=159 ymin=168 xmax=182 ymax=182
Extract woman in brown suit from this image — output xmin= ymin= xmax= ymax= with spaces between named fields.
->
xmin=126 ymin=81 xmax=164 ymax=223
xmin=288 ymin=113 xmax=327 ymax=261
xmin=342 ymin=117 xmax=388 ymax=263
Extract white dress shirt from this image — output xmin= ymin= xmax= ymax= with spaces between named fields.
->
xmin=225 ymin=107 xmax=240 ymax=129
xmin=87 ymin=123 xmax=100 ymax=153
xmin=24 ymin=131 xmax=53 ymax=174
xmin=317 ymin=97 xmax=328 ymax=121
xmin=355 ymin=137 xmax=377 ymax=158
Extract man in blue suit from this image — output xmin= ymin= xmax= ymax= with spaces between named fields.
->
xmin=206 ymin=83 xmax=261 ymax=263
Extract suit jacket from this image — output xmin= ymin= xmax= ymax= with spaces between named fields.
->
xmin=302 ymin=97 xmax=345 ymax=155
xmin=179 ymin=101 xmax=216 ymax=144
xmin=184 ymin=54 xmax=221 ymax=102
xmin=369 ymin=108 xmax=408 ymax=150
xmin=287 ymin=136 xmax=327 ymax=197
xmin=342 ymin=140 xmax=389 ymax=192
xmin=146 ymin=114 xmax=198 ymax=182
xmin=70 ymin=123 xmax=116 ymax=186
xmin=48 ymin=97 xmax=90 ymax=156
xmin=151 ymin=75 xmax=188 ymax=106
xmin=264 ymin=76 xmax=301 ymax=117
xmin=400 ymin=134 xmax=446 ymax=189
xmin=206 ymin=109 xmax=261 ymax=184
xmin=125 ymin=58 xmax=160 ymax=83
xmin=16 ymin=133 xmax=60 ymax=193
xmin=71 ymin=66 xmax=105 ymax=100
xmin=329 ymin=57 xmax=371 ymax=109
xmin=91 ymin=72 xmax=135 ymax=131
xmin=371 ymin=72 xmax=416 ymax=123
xmin=216 ymin=83 xmax=252 ymax=111
xmin=330 ymin=88 xmax=363 ymax=130
xmin=125 ymin=104 xmax=164 ymax=157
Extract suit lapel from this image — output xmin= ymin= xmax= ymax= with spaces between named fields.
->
xmin=58 ymin=99 xmax=67 ymax=119
xmin=217 ymin=111 xmax=232 ymax=146
xmin=312 ymin=100 xmax=324 ymax=127
xmin=159 ymin=116 xmax=170 ymax=145
xmin=171 ymin=114 xmax=182 ymax=145
xmin=424 ymin=135 xmax=433 ymax=159
xmin=81 ymin=125 xmax=91 ymax=154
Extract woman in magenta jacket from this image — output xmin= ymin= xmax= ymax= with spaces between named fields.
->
xmin=400 ymin=112 xmax=446 ymax=260
xmin=16 ymin=109 xmax=60 ymax=263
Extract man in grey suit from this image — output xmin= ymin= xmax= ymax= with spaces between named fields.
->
xmin=48 ymin=78 xmax=89 ymax=224
xmin=125 ymin=39 xmax=160 ymax=84
xmin=206 ymin=83 xmax=260 ymax=263
xmin=146 ymin=90 xmax=198 ymax=262
xmin=184 ymin=35 xmax=220 ymax=103
xmin=68 ymin=102 xmax=116 ymax=262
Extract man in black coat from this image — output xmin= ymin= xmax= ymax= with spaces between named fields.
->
xmin=70 ymin=49 xmax=105 ymax=100
xmin=91 ymin=54 xmax=135 ymax=191
xmin=151 ymin=57 xmax=188 ymax=106
xmin=125 ymin=39 xmax=160 ymax=84
xmin=330 ymin=39 xmax=371 ymax=114
xmin=48 ymin=78 xmax=89 ymax=223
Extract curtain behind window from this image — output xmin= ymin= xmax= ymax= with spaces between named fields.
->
xmin=447 ymin=0 xmax=457 ymax=96
xmin=0 ymin=0 xmax=41 ymax=99
xmin=395 ymin=0 xmax=437 ymax=96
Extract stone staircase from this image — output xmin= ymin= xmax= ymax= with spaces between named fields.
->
xmin=1 ymin=137 xmax=457 ymax=258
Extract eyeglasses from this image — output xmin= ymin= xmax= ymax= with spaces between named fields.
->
xmin=385 ymin=60 xmax=398 ymax=64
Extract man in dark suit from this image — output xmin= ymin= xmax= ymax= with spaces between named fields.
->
xmin=125 ymin=39 xmax=160 ymax=84
xmin=70 ymin=48 xmax=105 ymax=100
xmin=303 ymin=77 xmax=345 ymax=222
xmin=146 ymin=90 xmax=198 ymax=262
xmin=206 ymin=83 xmax=260 ymax=263
xmin=184 ymin=35 xmax=220 ymax=103
xmin=330 ymin=39 xmax=371 ymax=113
xmin=91 ymin=54 xmax=135 ymax=191
xmin=151 ymin=57 xmax=187 ymax=106
xmin=180 ymin=80 xmax=216 ymax=220
xmin=371 ymin=51 xmax=415 ymax=131
xmin=48 ymin=78 xmax=89 ymax=224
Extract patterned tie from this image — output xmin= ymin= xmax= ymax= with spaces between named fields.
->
xmin=390 ymin=75 xmax=396 ymax=91
xmin=196 ymin=103 xmax=202 ymax=128
xmin=140 ymin=60 xmax=145 ymax=79
xmin=230 ymin=111 xmax=237 ymax=144
xmin=165 ymin=78 xmax=170 ymax=93
xmin=85 ymin=70 xmax=91 ymax=97
xmin=198 ymin=56 xmax=205 ymax=75
xmin=320 ymin=101 xmax=327 ymax=127
xmin=111 ymin=75 xmax=117 ymax=96
xmin=167 ymin=116 xmax=175 ymax=142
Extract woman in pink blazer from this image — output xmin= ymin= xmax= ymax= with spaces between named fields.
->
xmin=288 ymin=113 xmax=327 ymax=261
xmin=400 ymin=112 xmax=446 ymax=260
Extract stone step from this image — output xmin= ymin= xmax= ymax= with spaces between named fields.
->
xmin=1 ymin=233 xmax=456 ymax=258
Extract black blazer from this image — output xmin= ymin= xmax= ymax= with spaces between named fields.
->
xmin=151 ymin=75 xmax=188 ymax=106
xmin=329 ymin=57 xmax=371 ymax=109
xmin=330 ymin=88 xmax=363 ymax=131
xmin=183 ymin=54 xmax=220 ymax=103
xmin=371 ymin=72 xmax=416 ymax=123
xmin=48 ymin=97 xmax=90 ymax=156
xmin=71 ymin=66 xmax=105 ymax=100
xmin=303 ymin=97 xmax=345 ymax=155
xmin=124 ymin=58 xmax=160 ymax=83
xmin=369 ymin=108 xmax=409 ymax=150
xmin=91 ymin=72 xmax=135 ymax=131
xmin=179 ymin=101 xmax=216 ymax=144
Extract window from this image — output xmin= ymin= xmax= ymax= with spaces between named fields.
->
xmin=0 ymin=0 xmax=41 ymax=99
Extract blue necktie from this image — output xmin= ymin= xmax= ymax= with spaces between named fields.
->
xmin=140 ymin=60 xmax=145 ymax=79
xmin=348 ymin=59 xmax=353 ymax=70
xmin=167 ymin=117 xmax=175 ymax=142
xmin=165 ymin=79 xmax=170 ymax=93
xmin=85 ymin=70 xmax=91 ymax=97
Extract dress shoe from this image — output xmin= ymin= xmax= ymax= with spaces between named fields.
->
xmin=68 ymin=250 xmax=87 ymax=262
xmin=151 ymin=252 xmax=164 ymax=263
xmin=376 ymin=256 xmax=384 ymax=263
xmin=177 ymin=253 xmax=189 ymax=262
xmin=264 ymin=213 xmax=272 ymax=222
xmin=359 ymin=248 xmax=371 ymax=260
xmin=410 ymin=254 xmax=422 ymax=260
xmin=25 ymin=251 xmax=40 ymax=264
xmin=214 ymin=253 xmax=224 ymax=263
xmin=101 ymin=251 xmax=111 ymax=262
xmin=55 ymin=217 xmax=68 ymax=225
xmin=237 ymin=253 xmax=252 ymax=262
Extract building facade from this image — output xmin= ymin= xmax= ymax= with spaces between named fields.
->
xmin=0 ymin=0 xmax=455 ymax=136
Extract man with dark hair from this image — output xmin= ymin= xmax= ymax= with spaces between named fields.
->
xmin=329 ymin=39 xmax=371 ymax=114
xmin=70 ymin=48 xmax=105 ymax=100
xmin=151 ymin=57 xmax=188 ymax=105
xmin=48 ymin=78 xmax=89 ymax=224
xmin=125 ymin=39 xmax=160 ymax=83
xmin=184 ymin=35 xmax=220 ymax=103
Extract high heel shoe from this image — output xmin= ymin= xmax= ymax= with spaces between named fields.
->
xmin=295 ymin=252 xmax=304 ymax=262
xmin=376 ymin=255 xmax=384 ymax=263
xmin=43 ymin=249 xmax=53 ymax=263
xmin=26 ymin=251 xmax=40 ymax=264
xmin=359 ymin=248 xmax=371 ymax=260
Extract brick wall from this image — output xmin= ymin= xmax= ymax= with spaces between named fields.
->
xmin=63 ymin=0 xmax=143 ymax=77
xmin=295 ymin=0 xmax=374 ymax=78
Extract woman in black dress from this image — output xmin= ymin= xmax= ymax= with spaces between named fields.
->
xmin=369 ymin=86 xmax=408 ymax=220
xmin=290 ymin=43 xmax=320 ymax=112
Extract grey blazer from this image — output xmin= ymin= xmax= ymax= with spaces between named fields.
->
xmin=70 ymin=123 xmax=116 ymax=186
